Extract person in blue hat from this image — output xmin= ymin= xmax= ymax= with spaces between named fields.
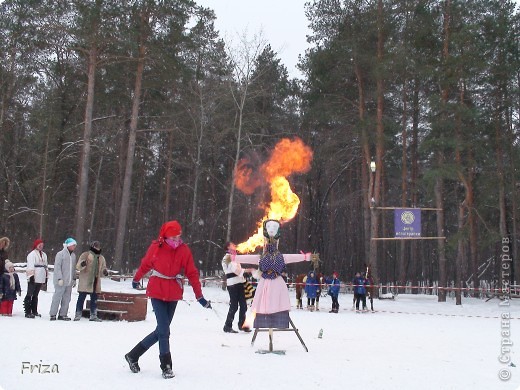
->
xmin=49 ymin=238 xmax=77 ymax=321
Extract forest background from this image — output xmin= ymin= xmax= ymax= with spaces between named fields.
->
xmin=0 ymin=0 xmax=518 ymax=302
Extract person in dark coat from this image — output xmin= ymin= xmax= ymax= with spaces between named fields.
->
xmin=0 ymin=237 xmax=10 ymax=276
xmin=0 ymin=260 xmax=21 ymax=316
xmin=327 ymin=272 xmax=341 ymax=313
xmin=314 ymin=272 xmax=325 ymax=311
xmin=295 ymin=273 xmax=305 ymax=309
xmin=352 ymin=272 xmax=367 ymax=311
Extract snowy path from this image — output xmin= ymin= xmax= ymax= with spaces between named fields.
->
xmin=1 ymin=277 xmax=519 ymax=390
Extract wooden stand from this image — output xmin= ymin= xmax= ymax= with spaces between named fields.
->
xmin=251 ymin=316 xmax=308 ymax=354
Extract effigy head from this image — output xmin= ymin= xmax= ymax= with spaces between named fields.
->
xmin=263 ymin=219 xmax=281 ymax=240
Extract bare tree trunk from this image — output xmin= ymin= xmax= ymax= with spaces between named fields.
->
xmin=190 ymin=92 xmax=205 ymax=231
xmin=437 ymin=0 xmax=451 ymax=303
xmin=164 ymin=131 xmax=174 ymax=220
xmin=0 ymin=49 xmax=17 ymax=227
xmin=39 ymin=132 xmax=50 ymax=238
xmin=455 ymin=79 xmax=471 ymax=296
xmin=435 ymin=173 xmax=447 ymax=302
xmin=367 ymin=0 xmax=385 ymax=291
xmin=225 ymin=32 xmax=263 ymax=243
xmin=455 ymin=203 xmax=464 ymax=305
xmin=226 ymin=103 xmax=243 ymax=243
xmin=114 ymin=26 xmax=147 ymax=272
xmin=496 ymin=112 xmax=507 ymax=239
xmin=507 ymin=105 xmax=518 ymax=282
xmin=88 ymin=156 xmax=103 ymax=244
xmin=0 ymin=50 xmax=15 ymax=144
xmin=455 ymin=114 xmax=468 ymax=301
xmin=467 ymin=152 xmax=477 ymax=293
xmin=355 ymin=64 xmax=370 ymax=264
xmin=411 ymin=79 xmax=420 ymax=285
xmin=399 ymin=80 xmax=408 ymax=293
xmin=75 ymin=47 xmax=97 ymax=248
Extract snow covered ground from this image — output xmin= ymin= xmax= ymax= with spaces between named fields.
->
xmin=1 ymin=274 xmax=519 ymax=390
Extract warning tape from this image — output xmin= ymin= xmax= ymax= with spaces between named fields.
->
xmin=200 ymin=278 xmax=513 ymax=294
xmin=118 ymin=274 xmax=515 ymax=294
xmin=177 ymin=297 xmax=520 ymax=320
xmin=338 ymin=308 xmax=520 ymax=320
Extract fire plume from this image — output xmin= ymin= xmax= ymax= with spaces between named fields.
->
xmin=243 ymin=309 xmax=256 ymax=329
xmin=235 ymin=137 xmax=313 ymax=253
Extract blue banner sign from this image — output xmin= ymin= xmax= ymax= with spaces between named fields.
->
xmin=394 ymin=209 xmax=421 ymax=238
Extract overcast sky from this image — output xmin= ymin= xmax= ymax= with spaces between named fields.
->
xmin=196 ymin=0 xmax=312 ymax=79
xmin=196 ymin=1 xmax=520 ymax=80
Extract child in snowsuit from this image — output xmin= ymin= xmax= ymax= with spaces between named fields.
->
xmin=295 ymin=273 xmax=305 ymax=309
xmin=304 ymin=270 xmax=319 ymax=311
xmin=0 ymin=260 xmax=21 ymax=316
xmin=314 ymin=272 xmax=324 ymax=311
xmin=327 ymin=272 xmax=341 ymax=313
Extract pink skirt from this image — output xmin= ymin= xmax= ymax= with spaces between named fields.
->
xmin=251 ymin=276 xmax=291 ymax=314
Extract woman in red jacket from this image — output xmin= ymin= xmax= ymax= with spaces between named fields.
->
xmin=125 ymin=220 xmax=211 ymax=379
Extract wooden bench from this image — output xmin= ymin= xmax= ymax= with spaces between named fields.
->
xmin=83 ymin=291 xmax=147 ymax=321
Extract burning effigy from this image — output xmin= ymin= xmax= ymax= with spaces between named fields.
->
xmin=232 ymin=137 xmax=315 ymax=330
xmin=235 ymin=137 xmax=313 ymax=253
xmin=236 ymin=219 xmax=315 ymax=329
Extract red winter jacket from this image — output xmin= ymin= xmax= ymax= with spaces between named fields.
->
xmin=133 ymin=241 xmax=203 ymax=302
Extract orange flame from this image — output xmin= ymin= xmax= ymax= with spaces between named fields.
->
xmin=243 ymin=309 xmax=256 ymax=329
xmin=236 ymin=137 xmax=313 ymax=253
xmin=235 ymin=159 xmax=262 ymax=195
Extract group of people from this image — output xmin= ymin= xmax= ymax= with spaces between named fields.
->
xmin=1 ymin=218 xmax=376 ymax=381
xmin=0 ymin=236 xmax=109 ymax=321
xmin=219 ymin=247 xmax=371 ymax=319
xmin=295 ymin=270 xmax=340 ymax=313
xmin=0 ymin=237 xmax=21 ymax=316
xmin=296 ymin=269 xmax=375 ymax=314
xmin=295 ymin=268 xmax=374 ymax=313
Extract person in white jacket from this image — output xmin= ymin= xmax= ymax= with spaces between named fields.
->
xmin=49 ymin=238 xmax=77 ymax=321
xmin=24 ymin=238 xmax=48 ymax=318
xmin=222 ymin=242 xmax=250 ymax=333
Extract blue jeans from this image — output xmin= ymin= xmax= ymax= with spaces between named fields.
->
xmin=140 ymin=299 xmax=178 ymax=355
xmin=75 ymin=291 xmax=98 ymax=314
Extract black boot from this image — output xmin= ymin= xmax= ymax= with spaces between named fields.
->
xmin=223 ymin=325 xmax=238 ymax=333
xmin=159 ymin=353 xmax=174 ymax=379
xmin=125 ymin=343 xmax=147 ymax=373
xmin=23 ymin=296 xmax=31 ymax=314
xmin=31 ymin=296 xmax=40 ymax=316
